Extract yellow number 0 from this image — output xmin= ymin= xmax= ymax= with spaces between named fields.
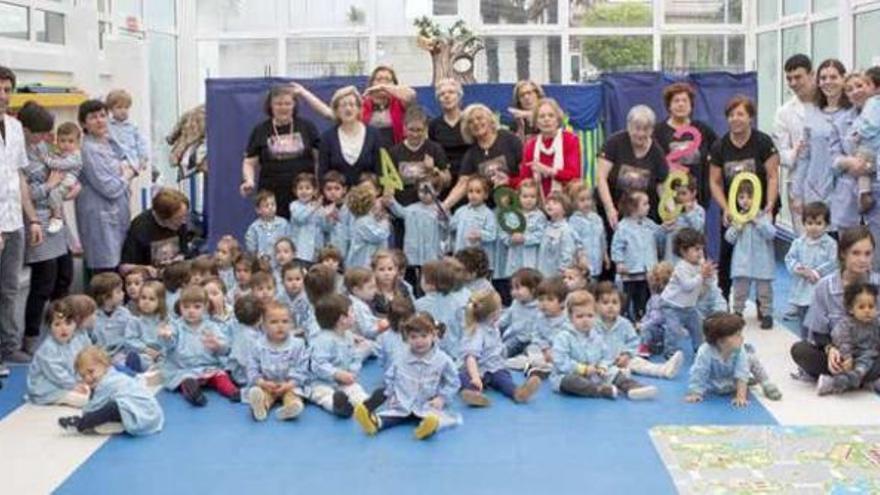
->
xmin=727 ymin=172 xmax=762 ymax=225
xmin=658 ymin=171 xmax=690 ymax=223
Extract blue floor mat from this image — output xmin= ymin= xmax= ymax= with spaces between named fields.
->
xmin=0 ymin=366 xmax=26 ymax=420
xmin=56 ymin=361 xmax=776 ymax=495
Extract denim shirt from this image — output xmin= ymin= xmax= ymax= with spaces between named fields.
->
xmin=611 ymin=216 xmax=664 ymax=276
xmin=687 ymin=343 xmax=749 ymax=396
xmin=724 ymin=213 xmax=776 ymax=280
xmin=245 ymin=216 xmax=289 ymax=259
xmin=784 ymin=234 xmax=838 ymax=306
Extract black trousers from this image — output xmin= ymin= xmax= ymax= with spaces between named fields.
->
xmin=25 ymin=252 xmax=73 ymax=338
xmin=791 ymin=341 xmax=880 ymax=383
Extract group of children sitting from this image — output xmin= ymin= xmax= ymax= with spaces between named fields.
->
xmin=32 ymin=166 xmax=843 ymax=440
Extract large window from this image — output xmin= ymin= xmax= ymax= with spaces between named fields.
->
xmin=198 ymin=0 xmax=277 ymax=32
xmin=661 ymin=34 xmax=744 ymax=72
xmin=811 ymin=19 xmax=837 ymax=64
xmin=478 ymin=35 xmax=562 ymax=83
xmin=570 ymin=0 xmax=652 ymax=27
xmin=570 ymin=35 xmax=652 ymax=79
xmin=34 ymin=9 xmax=64 ymax=44
xmin=198 ymin=40 xmax=278 ymax=78
xmin=855 ymin=8 xmax=880 ymax=70
xmin=481 ymin=0 xmax=558 ymax=25
xmin=757 ymin=31 xmax=779 ymax=131
xmin=664 ymin=0 xmax=743 ymax=24
xmin=286 ymin=38 xmax=368 ymax=79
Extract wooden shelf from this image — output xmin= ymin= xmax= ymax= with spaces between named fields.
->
xmin=10 ymin=93 xmax=88 ymax=109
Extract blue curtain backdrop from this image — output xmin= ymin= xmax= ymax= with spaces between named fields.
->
xmin=205 ymin=78 xmax=603 ymax=249
xmin=204 ymin=73 xmax=755 ymax=253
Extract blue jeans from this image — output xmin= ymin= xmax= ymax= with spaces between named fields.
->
xmin=661 ymin=304 xmax=702 ymax=353
xmin=459 ymin=368 xmax=517 ymax=399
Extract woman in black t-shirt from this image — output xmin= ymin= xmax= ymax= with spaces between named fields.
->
xmin=390 ymin=105 xmax=449 ymax=206
xmin=709 ymin=95 xmax=780 ymax=299
xmin=508 ymin=80 xmax=545 ymax=142
xmin=428 ymin=78 xmax=469 ymax=192
xmin=240 ymin=83 xmax=329 ymax=219
xmin=596 ymin=105 xmax=667 ymax=228
xmin=654 ymin=83 xmax=718 ymax=208
xmin=443 ymin=104 xmax=523 ymax=210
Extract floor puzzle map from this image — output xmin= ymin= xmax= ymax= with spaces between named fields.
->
xmin=650 ymin=425 xmax=880 ymax=494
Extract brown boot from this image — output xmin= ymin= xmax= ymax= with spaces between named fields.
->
xmin=460 ymin=389 xmax=491 ymax=407
xmin=513 ymin=375 xmax=541 ymax=403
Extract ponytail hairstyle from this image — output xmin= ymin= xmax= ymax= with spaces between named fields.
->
xmin=463 ymin=290 xmax=502 ymax=333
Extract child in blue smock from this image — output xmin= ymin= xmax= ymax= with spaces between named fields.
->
xmin=106 ymin=89 xmax=150 ymax=175
xmin=58 ymin=346 xmax=163 ymax=436
xmin=385 ymin=172 xmax=448 ymax=270
xmin=272 ymin=237 xmax=297 ymax=291
xmin=637 ymin=262 xmax=673 ymax=358
xmin=499 ymin=268 xmax=542 ymax=358
xmin=724 ymin=180 xmax=776 ymax=328
xmin=215 ymin=235 xmax=241 ymax=293
xmin=319 ymin=170 xmax=351 ymax=261
xmin=416 ymin=259 xmax=470 ymax=360
xmin=123 ymin=280 xmax=169 ymax=373
xmin=457 ymin=290 xmax=542 ymax=407
xmin=159 ymin=285 xmax=239 ymax=406
xmin=245 ymin=189 xmax=289 ymax=260
xmin=550 ymin=290 xmax=616 ymax=398
xmin=246 ymin=302 xmax=310 ymax=421
xmin=162 ymin=260 xmax=191 ymax=314
xmin=817 ymin=282 xmax=880 ymax=396
xmin=507 ymin=277 xmax=569 ymax=377
xmin=661 ymin=178 xmax=705 ymax=262
xmin=354 ymin=313 xmax=461 ymax=440
xmin=567 ymin=182 xmax=607 ymax=280
xmin=89 ymin=272 xmax=135 ymax=372
xmin=659 ymin=228 xmax=713 ymax=355
xmin=27 ymin=299 xmax=92 ymax=407
xmin=345 ymin=267 xmax=390 ymax=339
xmin=785 ymin=202 xmax=838 ymax=336
xmin=204 ymin=277 xmax=234 ymax=328
xmin=611 ymin=190 xmax=665 ymax=321
xmin=537 ymin=191 xmax=576 ymax=277
xmin=288 ymin=173 xmax=324 ymax=263
xmin=454 ymin=247 xmax=495 ymax=296
xmin=501 ymin=179 xmax=547 ymax=278
xmin=594 ymin=283 xmax=664 ymax=400
xmin=346 ymin=182 xmax=390 ymax=269
xmin=226 ymin=295 xmax=263 ymax=386
xmin=451 ymin=176 xmax=498 ymax=266
xmin=686 ymin=313 xmax=781 ymax=406
xmin=307 ymin=294 xmax=369 ymax=417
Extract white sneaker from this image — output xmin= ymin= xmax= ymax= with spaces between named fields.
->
xmin=0 ymin=363 xmax=9 ymax=378
xmin=93 ymin=422 xmax=125 ymax=435
xmin=627 ymin=384 xmax=658 ymax=400
xmin=663 ymin=351 xmax=685 ymax=379
xmin=248 ymin=388 xmax=268 ymax=421
xmin=47 ymin=218 xmax=63 ymax=234
xmin=275 ymin=399 xmax=304 ymax=421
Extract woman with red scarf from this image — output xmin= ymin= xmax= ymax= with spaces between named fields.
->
xmin=361 ymin=65 xmax=416 ymax=149
xmin=512 ymin=98 xmax=581 ymax=196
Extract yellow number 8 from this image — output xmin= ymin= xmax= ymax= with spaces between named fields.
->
xmin=728 ymin=172 xmax=762 ymax=225
xmin=658 ymin=171 xmax=690 ymax=223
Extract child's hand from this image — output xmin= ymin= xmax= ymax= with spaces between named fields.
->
xmin=74 ymin=383 xmax=90 ymax=395
xmin=157 ymin=324 xmax=173 ymax=340
xmin=842 ymin=356 xmax=854 ymax=372
xmin=700 ymin=261 xmax=716 ymax=278
xmin=616 ymin=263 xmax=628 ymax=275
xmin=201 ymin=332 xmax=221 ymax=352
xmin=662 ymin=219 xmax=676 ymax=230
xmin=731 ymin=394 xmax=749 ymax=408
xmin=466 ymin=230 xmax=481 ymax=243
xmin=428 ymin=396 xmax=445 ymax=410
xmin=510 ymin=233 xmax=525 ymax=245
xmin=335 ymin=371 xmax=356 ymax=385
xmin=595 ymin=365 xmax=607 ymax=377
xmin=684 ymin=393 xmax=703 ymax=403
xmin=542 ymin=348 xmax=553 ymax=364
xmin=615 ymin=354 xmax=630 ymax=367
xmin=145 ymin=348 xmax=161 ymax=360
xmin=377 ymin=319 xmax=390 ymax=333
xmin=807 ymin=269 xmax=821 ymax=284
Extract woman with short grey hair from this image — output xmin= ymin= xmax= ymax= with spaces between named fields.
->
xmin=596 ymin=104 xmax=667 ymax=229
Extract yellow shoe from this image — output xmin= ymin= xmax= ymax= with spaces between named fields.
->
xmin=413 ymin=414 xmax=439 ymax=440
xmin=353 ymin=403 xmax=377 ymax=436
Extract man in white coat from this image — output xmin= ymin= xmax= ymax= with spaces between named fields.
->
xmin=0 ymin=66 xmax=44 ymax=374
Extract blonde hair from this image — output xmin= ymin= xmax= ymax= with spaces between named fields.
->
xmin=565 ymin=289 xmax=595 ymax=315
xmin=330 ymin=85 xmax=363 ymax=124
xmin=75 ymin=346 xmax=111 ymax=374
xmin=460 ymin=104 xmax=499 ymax=144
xmin=518 ymin=178 xmax=542 ymax=207
xmin=532 ymin=97 xmax=565 ymax=129
xmin=647 ymin=261 xmax=674 ymax=294
xmin=347 ymin=182 xmax=377 ymax=217
xmin=105 ymin=89 xmax=132 ymax=109
xmin=464 ymin=290 xmax=502 ymax=333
